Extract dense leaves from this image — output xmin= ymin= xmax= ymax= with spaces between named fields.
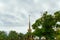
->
xmin=8 ymin=31 xmax=19 ymax=40
xmin=32 ymin=11 xmax=60 ymax=40
xmin=0 ymin=31 xmax=7 ymax=40
xmin=54 ymin=11 xmax=60 ymax=22
xmin=0 ymin=31 xmax=25 ymax=40
xmin=18 ymin=33 xmax=24 ymax=40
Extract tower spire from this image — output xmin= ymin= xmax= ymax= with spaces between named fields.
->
xmin=29 ymin=15 xmax=30 ymax=29
xmin=28 ymin=15 xmax=31 ymax=32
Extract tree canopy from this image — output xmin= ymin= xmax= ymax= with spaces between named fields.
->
xmin=32 ymin=11 xmax=60 ymax=40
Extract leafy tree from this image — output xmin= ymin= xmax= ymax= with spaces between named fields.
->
xmin=32 ymin=11 xmax=57 ymax=40
xmin=18 ymin=33 xmax=24 ymax=40
xmin=0 ymin=31 xmax=7 ymax=40
xmin=8 ymin=31 xmax=19 ymax=40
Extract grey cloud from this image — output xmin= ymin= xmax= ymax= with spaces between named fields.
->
xmin=0 ymin=13 xmax=27 ymax=27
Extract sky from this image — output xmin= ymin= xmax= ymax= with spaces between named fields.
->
xmin=0 ymin=0 xmax=60 ymax=34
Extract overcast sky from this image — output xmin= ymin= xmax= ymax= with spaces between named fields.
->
xmin=0 ymin=0 xmax=60 ymax=33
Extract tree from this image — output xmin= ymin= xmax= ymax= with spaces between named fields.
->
xmin=0 ymin=31 xmax=7 ymax=40
xmin=18 ymin=33 xmax=24 ymax=40
xmin=8 ymin=31 xmax=19 ymax=40
xmin=32 ymin=11 xmax=58 ymax=40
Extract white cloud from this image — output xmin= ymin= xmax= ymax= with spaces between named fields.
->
xmin=33 ymin=0 xmax=39 ymax=3
xmin=42 ymin=3 xmax=50 ymax=11
xmin=0 ymin=2 xmax=6 ymax=13
xmin=56 ymin=1 xmax=60 ymax=8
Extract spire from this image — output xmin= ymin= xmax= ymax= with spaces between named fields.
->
xmin=29 ymin=15 xmax=30 ymax=29
xmin=28 ymin=15 xmax=31 ymax=32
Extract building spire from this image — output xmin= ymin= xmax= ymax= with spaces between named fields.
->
xmin=29 ymin=15 xmax=30 ymax=29
xmin=28 ymin=15 xmax=31 ymax=32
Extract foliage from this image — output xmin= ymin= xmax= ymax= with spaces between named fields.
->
xmin=54 ymin=11 xmax=60 ymax=22
xmin=8 ymin=31 xmax=19 ymax=40
xmin=0 ymin=31 xmax=7 ymax=40
xmin=18 ymin=33 xmax=24 ymax=40
xmin=32 ymin=11 xmax=60 ymax=40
